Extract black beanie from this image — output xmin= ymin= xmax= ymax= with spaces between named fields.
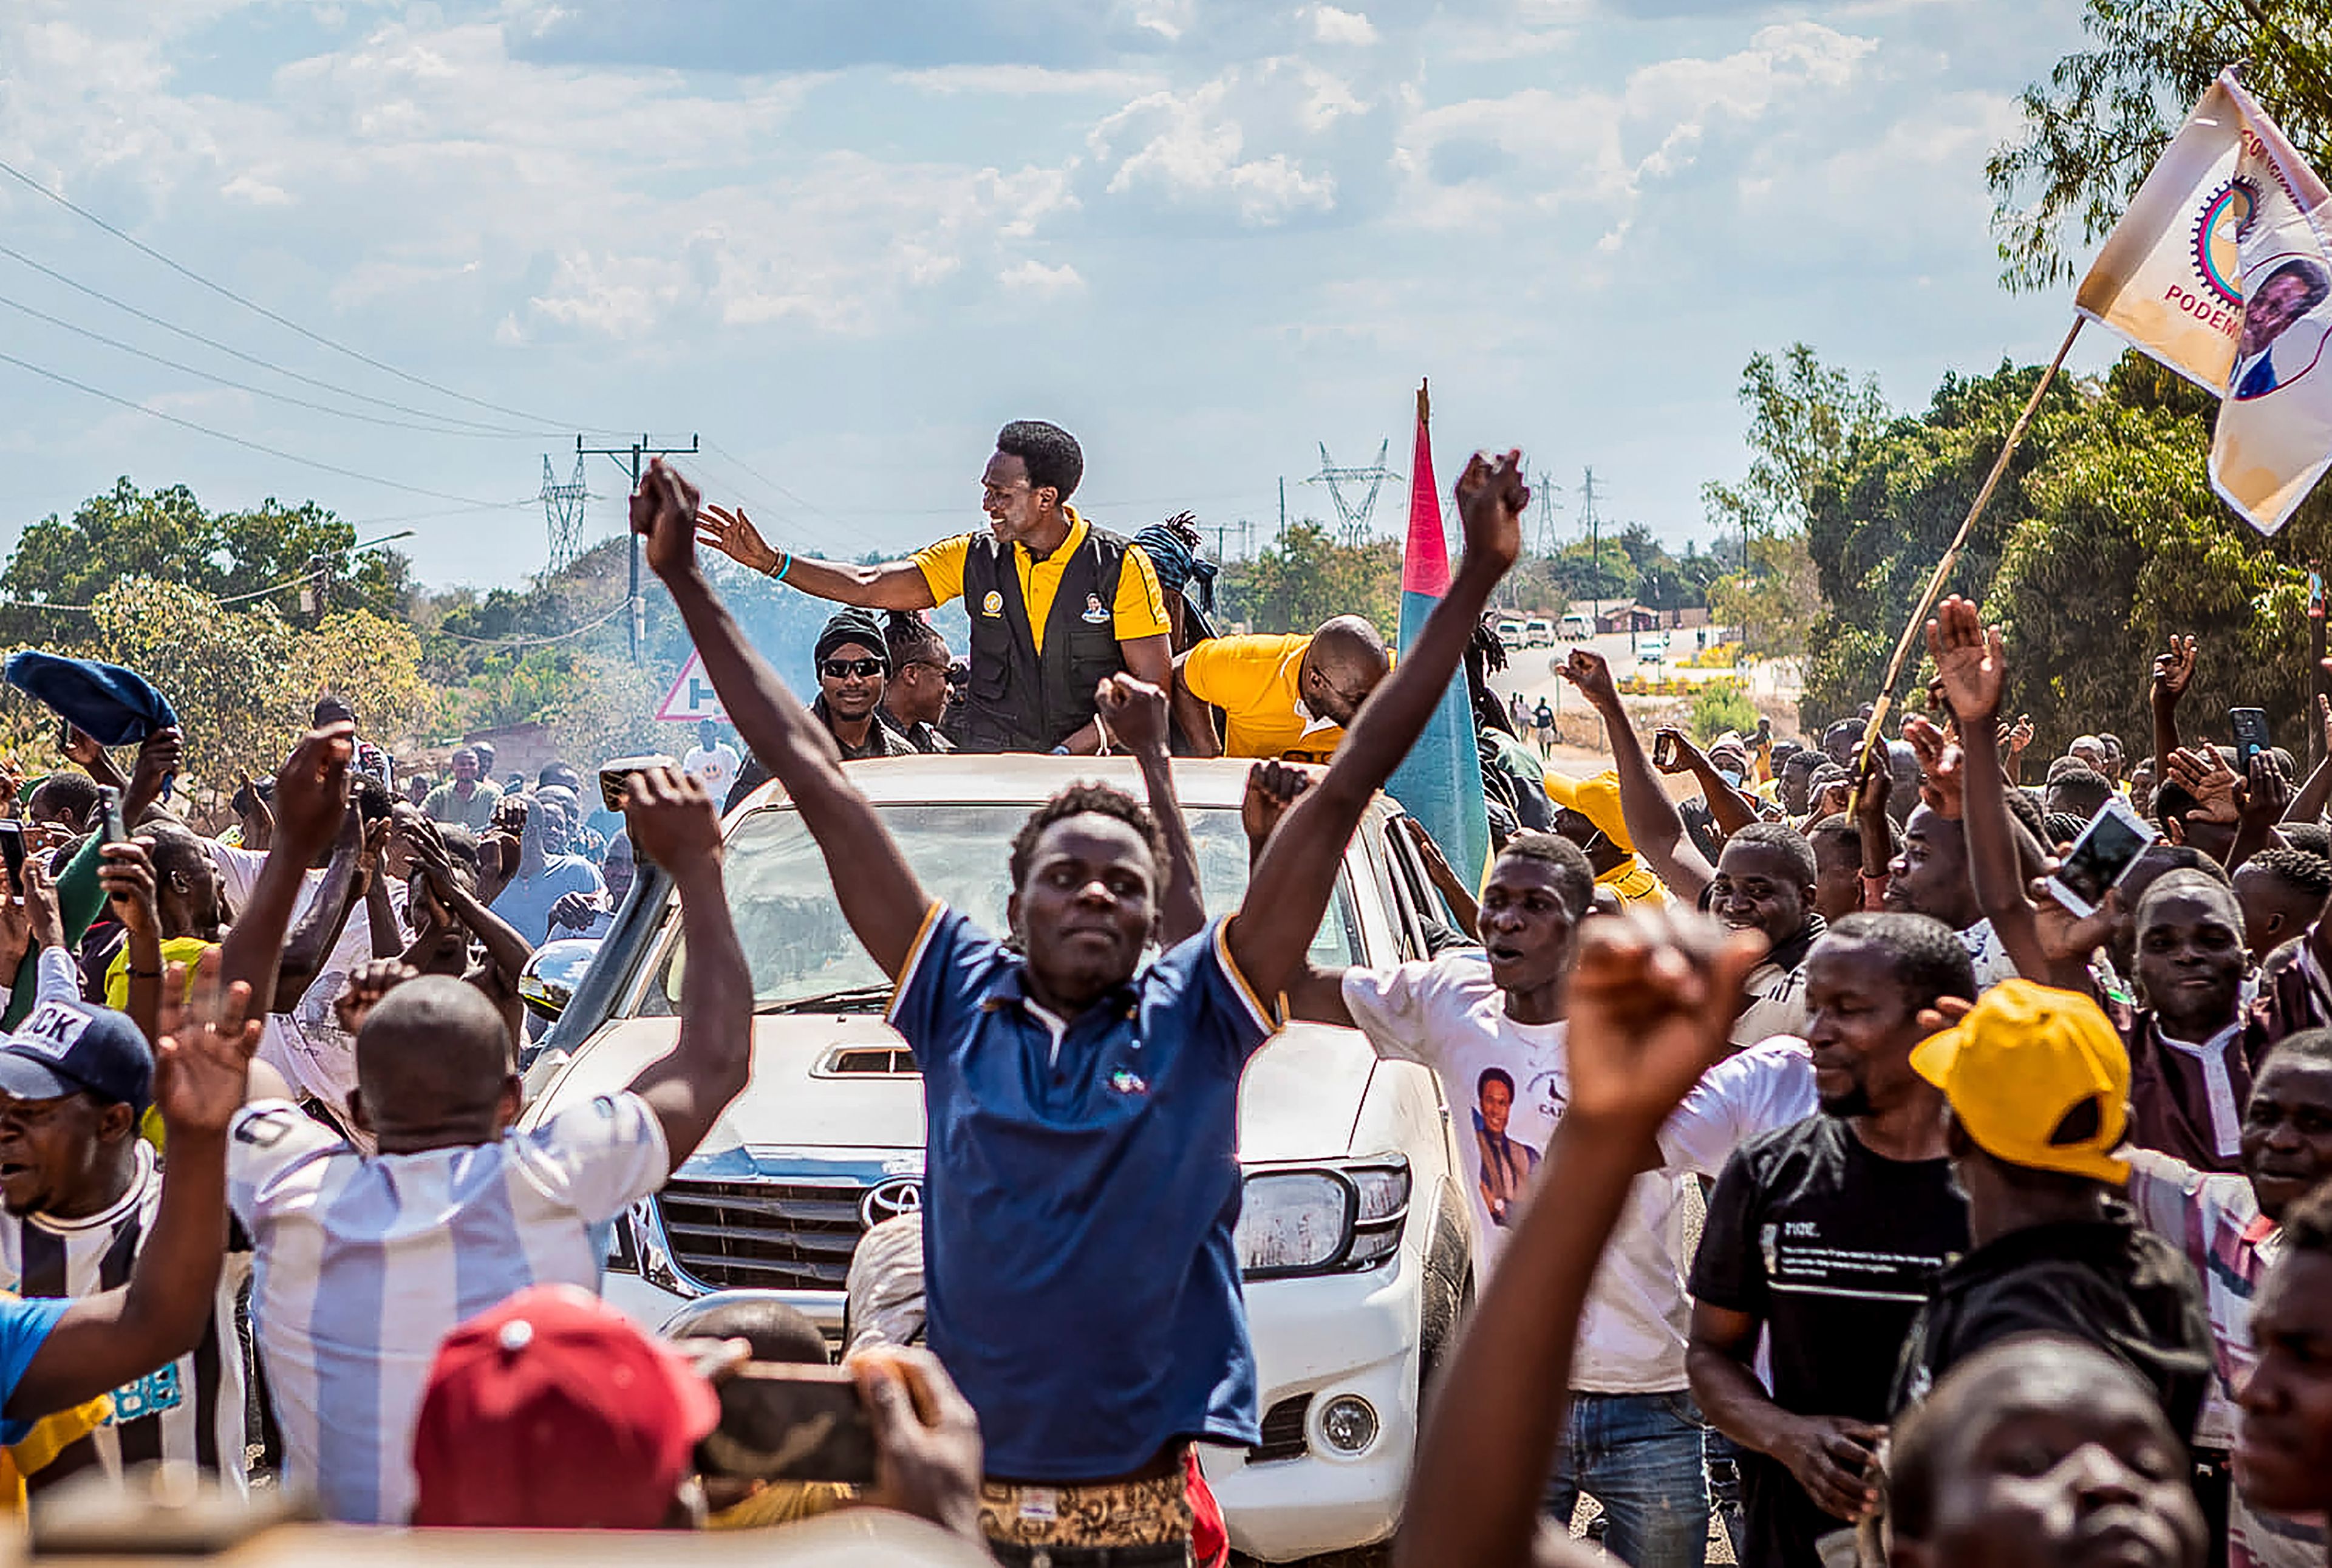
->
xmin=814 ymin=608 xmax=890 ymax=670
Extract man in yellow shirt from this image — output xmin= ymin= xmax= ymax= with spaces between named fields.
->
xmin=1542 ymin=769 xmax=1668 ymax=907
xmin=1169 ymin=618 xmax=1389 ymax=762
xmin=697 ymin=420 xmax=1171 ymax=754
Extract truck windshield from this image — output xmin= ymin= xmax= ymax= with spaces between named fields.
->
xmin=632 ymin=803 xmax=1362 ymax=1015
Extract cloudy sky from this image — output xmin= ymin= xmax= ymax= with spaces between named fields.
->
xmin=0 ymin=0 xmax=2108 ymax=591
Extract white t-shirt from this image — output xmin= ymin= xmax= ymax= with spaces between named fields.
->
xmin=228 ymin=1091 xmax=670 ymax=1525
xmin=683 ymin=741 xmax=740 ymax=796
xmin=1340 ymin=953 xmax=1691 ymax=1392
xmin=208 ymin=845 xmax=404 ymax=1130
xmin=1660 ymin=1034 xmax=1818 ymax=1178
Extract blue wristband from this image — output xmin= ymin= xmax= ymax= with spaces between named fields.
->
xmin=769 ymin=550 xmax=793 ymax=582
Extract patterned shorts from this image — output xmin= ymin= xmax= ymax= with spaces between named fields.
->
xmin=978 ymin=1468 xmax=1195 ymax=1553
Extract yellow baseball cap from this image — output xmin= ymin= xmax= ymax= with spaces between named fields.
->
xmin=1909 ymin=979 xmax=2130 ymax=1185
xmin=1541 ymin=769 xmax=1635 ymax=854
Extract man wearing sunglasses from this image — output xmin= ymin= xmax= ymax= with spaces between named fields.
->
xmin=812 ymin=611 xmax=916 ymax=762
xmin=697 ymin=420 xmax=1173 ymax=756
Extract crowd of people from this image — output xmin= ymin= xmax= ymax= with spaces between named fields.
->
xmin=0 ymin=415 xmax=2320 ymax=1568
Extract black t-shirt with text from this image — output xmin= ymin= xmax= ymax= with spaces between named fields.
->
xmin=1691 ymin=1115 xmax=1969 ymax=1568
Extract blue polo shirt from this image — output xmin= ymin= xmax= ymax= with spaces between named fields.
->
xmin=888 ymin=907 xmax=1277 ymax=1481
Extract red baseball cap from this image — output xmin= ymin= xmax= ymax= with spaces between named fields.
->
xmin=411 ymin=1284 xmax=720 ymax=1529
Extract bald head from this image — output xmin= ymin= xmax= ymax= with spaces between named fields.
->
xmin=353 ymin=976 xmax=517 ymax=1145
xmin=1304 ymin=615 xmax=1391 ymax=726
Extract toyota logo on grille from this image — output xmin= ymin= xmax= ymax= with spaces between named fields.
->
xmin=861 ymin=1177 xmax=923 ymax=1228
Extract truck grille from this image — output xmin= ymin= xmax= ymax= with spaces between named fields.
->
xmin=656 ymin=1177 xmax=870 ymax=1291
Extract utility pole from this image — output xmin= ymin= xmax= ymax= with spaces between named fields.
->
xmin=1278 ymin=477 xmax=1287 ymax=542
xmin=1579 ymin=467 xmax=1601 ymax=608
xmin=577 ymin=433 xmax=698 ymax=664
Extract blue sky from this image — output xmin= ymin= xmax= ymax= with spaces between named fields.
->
xmin=0 ymin=0 xmax=2110 ymax=591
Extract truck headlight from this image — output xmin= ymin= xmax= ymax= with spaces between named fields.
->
xmin=1237 ymin=1159 xmax=1410 ymax=1280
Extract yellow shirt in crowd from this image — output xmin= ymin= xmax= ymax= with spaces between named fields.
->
xmin=913 ymin=508 xmax=1170 ymax=655
xmin=1180 ymin=634 xmax=1345 ymax=762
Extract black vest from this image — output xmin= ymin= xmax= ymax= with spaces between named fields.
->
xmin=949 ymin=524 xmax=1133 ymax=753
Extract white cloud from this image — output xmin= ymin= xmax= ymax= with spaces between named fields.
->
xmin=999 ymin=258 xmax=1086 ymax=295
xmin=1311 ymin=6 xmax=1380 ymax=44
xmin=220 ymin=172 xmax=291 ymax=205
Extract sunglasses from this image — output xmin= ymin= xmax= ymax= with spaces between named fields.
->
xmin=820 ymin=658 xmax=885 ymax=680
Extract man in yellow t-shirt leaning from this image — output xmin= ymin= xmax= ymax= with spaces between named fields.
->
xmin=697 ymin=421 xmax=1172 ymax=755
xmin=1170 ymin=618 xmax=1389 ymax=762
xmin=1543 ymin=769 xmax=1668 ymax=907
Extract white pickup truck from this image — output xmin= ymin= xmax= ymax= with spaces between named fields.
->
xmin=522 ymin=756 xmax=1479 ymax=1564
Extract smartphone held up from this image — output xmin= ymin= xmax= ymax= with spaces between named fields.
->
xmin=2044 ymin=796 xmax=2158 ymax=919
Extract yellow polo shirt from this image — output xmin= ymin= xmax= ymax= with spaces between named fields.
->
xmin=913 ymin=508 xmax=1169 ymax=654
xmin=1180 ymin=633 xmax=1346 ymax=761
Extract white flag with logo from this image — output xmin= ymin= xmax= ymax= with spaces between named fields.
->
xmin=2075 ymin=71 xmax=2332 ymax=533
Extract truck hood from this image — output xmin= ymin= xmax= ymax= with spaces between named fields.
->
xmin=530 ymin=1014 xmax=1380 ymax=1164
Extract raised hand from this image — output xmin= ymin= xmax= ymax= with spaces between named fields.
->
xmin=630 ymin=457 xmax=704 ymax=582
xmin=695 ymin=502 xmax=782 ymax=576
xmin=1902 ymin=715 xmax=1965 ymax=820
xmin=548 ymin=889 xmax=604 ymax=933
xmin=1925 ymin=596 xmax=2006 ymax=726
xmin=20 ymin=860 xmax=65 ymax=956
xmin=1559 ymin=647 xmax=1621 ymax=711
xmin=1452 ymin=449 xmax=1528 ymax=574
xmin=1651 ymin=727 xmax=1697 ymax=777
xmin=2166 ymin=746 xmax=2240 ymax=823
xmin=2242 ymin=751 xmax=2293 ymax=827
xmin=60 ymin=724 xmax=105 ymax=771
xmin=129 ymin=726 xmax=184 ymax=810
xmin=335 ymin=958 xmax=420 ymax=1037
xmin=1094 ymin=674 xmax=1171 ymax=758
xmin=2001 ymin=714 xmax=2035 ymax=756
xmin=2029 ymin=872 xmax=2120 ymax=966
xmin=272 ymin=723 xmax=355 ymax=859
xmin=2152 ymin=635 xmax=2197 ymax=707
xmin=620 ymin=766 xmax=722 ymax=874
xmin=99 ymin=841 xmax=160 ymax=939
xmin=1241 ymin=759 xmax=1315 ymax=850
xmin=1562 ymin=908 xmax=1762 ymax=1127
xmin=152 ymin=955 xmax=261 ymax=1140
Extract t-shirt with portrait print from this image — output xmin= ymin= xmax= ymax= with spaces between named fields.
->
xmin=1340 ymin=952 xmax=1692 ymax=1393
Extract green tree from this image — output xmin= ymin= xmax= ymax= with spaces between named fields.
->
xmin=1705 ymin=346 xmax=1887 ymax=659
xmin=1216 ymin=521 xmax=1400 ymax=635
xmin=1986 ymin=1 xmax=2330 ymax=291
xmin=1802 ymin=350 xmax=2332 ymax=752
xmin=0 ymin=479 xmax=414 ymax=643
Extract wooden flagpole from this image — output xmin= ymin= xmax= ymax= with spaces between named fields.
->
xmin=1856 ymin=316 xmax=2084 ymax=767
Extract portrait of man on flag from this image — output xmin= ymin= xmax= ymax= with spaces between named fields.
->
xmin=2232 ymin=257 xmax=2332 ymax=401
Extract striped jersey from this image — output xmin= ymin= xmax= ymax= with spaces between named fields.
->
xmin=228 ymin=1092 xmax=669 ymax=1525
xmin=0 ymin=1140 xmax=253 ymax=1487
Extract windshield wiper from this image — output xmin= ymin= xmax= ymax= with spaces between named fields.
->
xmin=760 ymin=983 xmax=898 ymax=1015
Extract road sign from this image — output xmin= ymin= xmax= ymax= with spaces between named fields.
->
xmin=655 ymin=650 xmax=727 ymax=722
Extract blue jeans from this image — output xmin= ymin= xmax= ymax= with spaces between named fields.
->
xmin=1543 ymin=1390 xmax=1711 ymax=1568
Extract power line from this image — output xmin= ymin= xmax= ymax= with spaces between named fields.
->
xmin=0 ymin=155 xmax=585 ymax=432
xmin=0 ymin=287 xmax=551 ymax=439
xmin=0 ymin=242 xmax=553 ymax=438
xmin=0 ymin=346 xmax=539 ymax=508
